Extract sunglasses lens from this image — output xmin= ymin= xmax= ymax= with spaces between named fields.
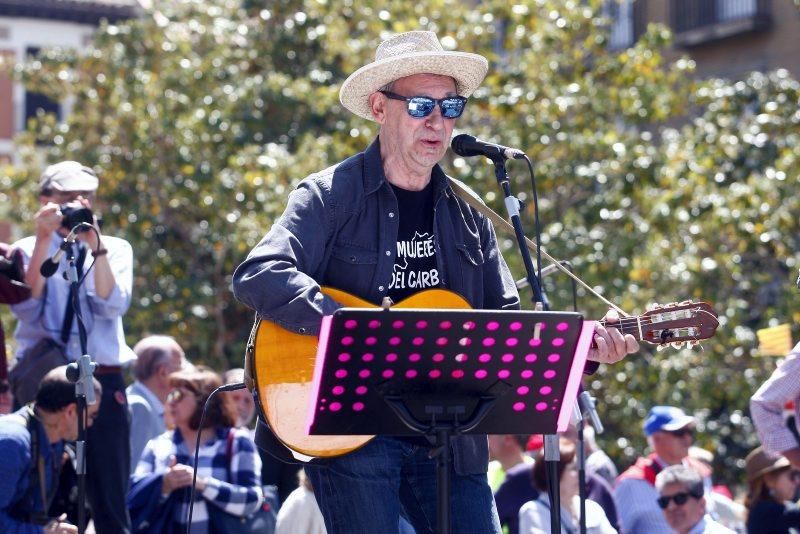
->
xmin=407 ymin=97 xmax=435 ymax=117
xmin=440 ymin=98 xmax=466 ymax=118
xmin=658 ymin=492 xmax=692 ymax=509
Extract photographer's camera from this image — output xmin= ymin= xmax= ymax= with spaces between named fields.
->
xmin=60 ymin=202 xmax=93 ymax=232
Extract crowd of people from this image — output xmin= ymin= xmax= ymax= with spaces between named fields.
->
xmin=0 ymin=28 xmax=799 ymax=534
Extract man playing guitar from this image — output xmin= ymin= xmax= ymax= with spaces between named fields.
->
xmin=232 ymin=30 xmax=639 ymax=534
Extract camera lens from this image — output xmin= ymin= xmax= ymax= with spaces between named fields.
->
xmin=60 ymin=203 xmax=94 ymax=232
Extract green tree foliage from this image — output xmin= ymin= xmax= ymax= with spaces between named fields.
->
xmin=3 ymin=0 xmax=799 ymax=487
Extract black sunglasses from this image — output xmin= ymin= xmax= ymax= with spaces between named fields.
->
xmin=668 ymin=428 xmax=694 ymax=438
xmin=379 ymin=90 xmax=467 ymax=119
xmin=657 ymin=491 xmax=701 ymax=509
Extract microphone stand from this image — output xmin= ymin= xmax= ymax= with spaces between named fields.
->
xmin=61 ymin=235 xmax=97 ymax=534
xmin=577 ymin=392 xmax=604 ymax=534
xmin=488 ymin=156 xmax=560 ymax=533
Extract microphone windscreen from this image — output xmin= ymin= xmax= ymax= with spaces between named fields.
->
xmin=39 ymin=259 xmax=59 ymax=277
xmin=450 ymin=134 xmax=479 ymax=157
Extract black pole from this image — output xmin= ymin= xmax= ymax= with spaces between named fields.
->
xmin=62 ymin=239 xmax=96 ymax=534
xmin=492 ymin=160 xmax=547 ymax=308
xmin=577 ymin=417 xmax=587 ymax=534
xmin=436 ymin=429 xmax=452 ymax=534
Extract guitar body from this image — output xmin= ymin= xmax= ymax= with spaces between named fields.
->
xmin=252 ymin=286 xmax=472 ymax=458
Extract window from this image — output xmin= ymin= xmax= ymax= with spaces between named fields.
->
xmin=605 ymin=0 xmax=635 ymax=49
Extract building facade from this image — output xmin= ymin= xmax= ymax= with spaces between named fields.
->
xmin=611 ymin=0 xmax=800 ymax=79
xmin=0 ymin=0 xmax=139 ymax=163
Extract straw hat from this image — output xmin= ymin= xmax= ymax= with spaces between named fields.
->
xmin=745 ymin=446 xmax=791 ymax=483
xmin=339 ymin=31 xmax=488 ymax=121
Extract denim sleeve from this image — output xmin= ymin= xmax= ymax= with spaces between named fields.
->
xmin=478 ymin=214 xmax=520 ymax=311
xmin=0 ymin=432 xmax=42 ymax=534
xmin=233 ymin=178 xmax=342 ymax=335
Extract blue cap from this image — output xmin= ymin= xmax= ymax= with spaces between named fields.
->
xmin=643 ymin=406 xmax=695 ymax=437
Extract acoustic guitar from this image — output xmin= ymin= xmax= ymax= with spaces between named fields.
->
xmin=249 ymin=287 xmax=719 ymax=459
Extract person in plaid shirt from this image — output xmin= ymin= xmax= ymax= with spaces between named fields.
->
xmin=751 ymin=341 xmax=800 ymax=469
xmin=129 ymin=368 xmax=262 ymax=533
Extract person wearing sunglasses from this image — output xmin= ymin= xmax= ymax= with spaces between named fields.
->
xmin=615 ymin=406 xmax=713 ymax=534
xmin=654 ymin=465 xmax=733 ymax=534
xmin=128 ymin=368 xmax=263 ymax=533
xmin=233 ymin=29 xmax=639 ymax=534
xmin=744 ymin=446 xmax=800 ymax=534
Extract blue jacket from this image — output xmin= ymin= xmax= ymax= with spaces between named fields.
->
xmin=0 ymin=407 xmax=64 ymax=533
xmin=233 ymin=137 xmax=520 ymax=474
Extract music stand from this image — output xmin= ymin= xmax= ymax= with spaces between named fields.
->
xmin=308 ymin=305 xmax=595 ymax=533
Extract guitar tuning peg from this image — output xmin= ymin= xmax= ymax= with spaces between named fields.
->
xmin=656 ymin=344 xmax=666 ymax=352
xmin=648 ymin=303 xmax=662 ymax=311
xmin=680 ymin=299 xmax=692 ymax=305
xmin=671 ymin=341 xmax=685 ymax=350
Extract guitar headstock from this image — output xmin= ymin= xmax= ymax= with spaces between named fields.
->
xmin=639 ymin=301 xmax=720 ymax=349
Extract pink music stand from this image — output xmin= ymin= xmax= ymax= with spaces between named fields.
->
xmin=307 ymin=305 xmax=595 ymax=534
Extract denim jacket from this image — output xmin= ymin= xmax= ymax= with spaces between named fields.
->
xmin=233 ymin=137 xmax=520 ymax=474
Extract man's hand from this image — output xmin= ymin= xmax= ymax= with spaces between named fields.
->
xmin=588 ymin=309 xmax=639 ymax=364
xmin=34 ymin=202 xmax=62 ymax=240
xmin=44 ymin=514 xmax=77 ymax=534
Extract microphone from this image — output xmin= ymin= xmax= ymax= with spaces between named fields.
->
xmin=451 ymin=134 xmax=526 ymax=160
xmin=578 ymin=391 xmax=604 ymax=434
xmin=39 ymin=227 xmax=81 ymax=278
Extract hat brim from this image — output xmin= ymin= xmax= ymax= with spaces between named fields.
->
xmin=747 ymin=456 xmax=791 ymax=483
xmin=659 ymin=416 xmax=696 ymax=432
xmin=339 ymin=51 xmax=488 ymax=121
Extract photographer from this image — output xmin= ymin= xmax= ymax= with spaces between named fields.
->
xmin=0 ymin=365 xmax=101 ymax=534
xmin=1 ymin=243 xmax=31 ymax=414
xmin=10 ymin=161 xmax=135 ymax=533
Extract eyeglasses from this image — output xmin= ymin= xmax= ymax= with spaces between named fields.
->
xmin=167 ymin=388 xmax=198 ymax=404
xmin=657 ymin=491 xmax=701 ymax=509
xmin=379 ymin=90 xmax=467 ymax=119
xmin=668 ymin=428 xmax=694 ymax=439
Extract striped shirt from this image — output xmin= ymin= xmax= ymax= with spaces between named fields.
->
xmin=750 ymin=342 xmax=800 ymax=455
xmin=131 ymin=426 xmax=263 ymax=534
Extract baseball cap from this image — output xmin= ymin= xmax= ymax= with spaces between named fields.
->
xmin=643 ymin=405 xmax=695 ymax=437
xmin=39 ymin=161 xmax=99 ymax=192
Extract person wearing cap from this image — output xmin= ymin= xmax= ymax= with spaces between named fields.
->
xmin=654 ymin=465 xmax=733 ymax=534
xmin=233 ymin=30 xmax=638 ymax=533
xmin=743 ymin=446 xmax=800 ymax=533
xmin=10 ymin=161 xmax=135 ymax=533
xmin=0 ymin=365 xmax=101 ymax=534
xmin=750 ymin=341 xmax=800 ymax=470
xmin=615 ymin=406 xmax=710 ymax=534
xmin=126 ymin=335 xmax=187 ymax=468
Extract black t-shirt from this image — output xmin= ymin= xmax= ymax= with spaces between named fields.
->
xmin=746 ymin=499 xmax=800 ymax=534
xmin=387 ymin=181 xmax=441 ymax=304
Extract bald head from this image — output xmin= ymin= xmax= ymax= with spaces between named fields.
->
xmin=132 ymin=335 xmax=184 ymax=382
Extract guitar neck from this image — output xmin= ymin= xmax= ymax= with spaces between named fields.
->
xmin=598 ymin=317 xmax=644 ymax=341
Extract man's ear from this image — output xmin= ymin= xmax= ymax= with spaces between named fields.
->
xmin=63 ymin=402 xmax=77 ymax=419
xmin=369 ymin=92 xmax=387 ymax=124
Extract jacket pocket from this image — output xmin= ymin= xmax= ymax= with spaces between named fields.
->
xmin=325 ymin=245 xmax=379 ymax=297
